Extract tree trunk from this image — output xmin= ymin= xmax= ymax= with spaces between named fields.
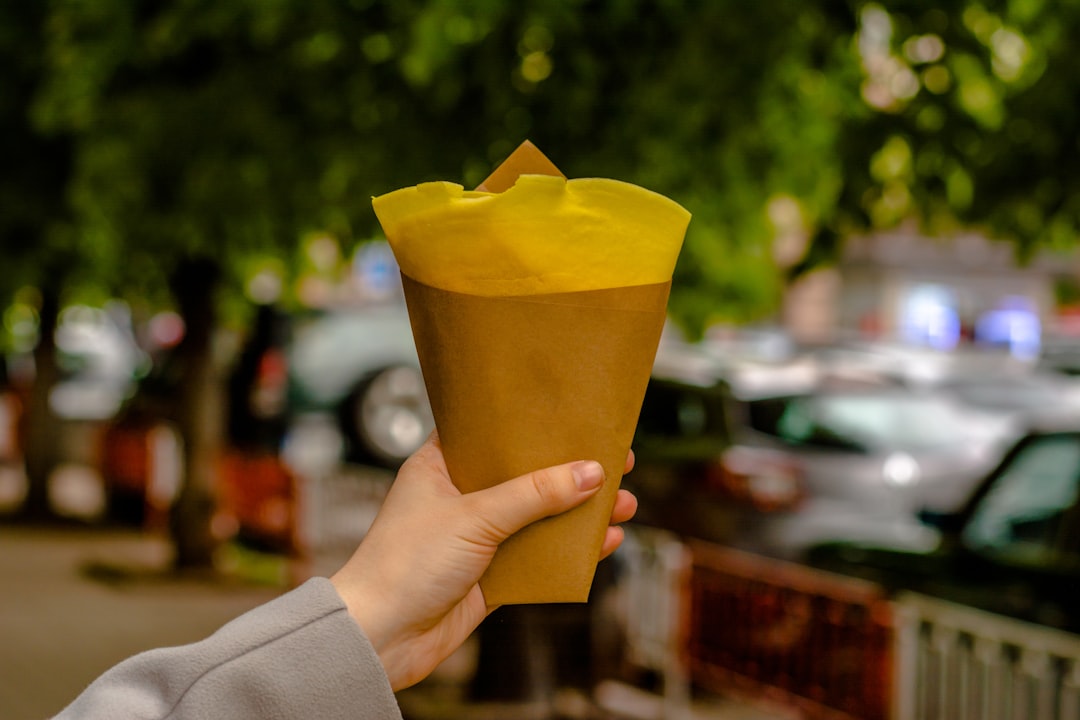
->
xmin=20 ymin=284 xmax=62 ymax=520
xmin=168 ymin=257 xmax=224 ymax=570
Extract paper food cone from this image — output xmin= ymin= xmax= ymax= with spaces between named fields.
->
xmin=373 ymin=142 xmax=690 ymax=604
xmin=401 ymin=275 xmax=670 ymax=603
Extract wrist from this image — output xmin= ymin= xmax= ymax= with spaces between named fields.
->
xmin=330 ymin=569 xmax=416 ymax=689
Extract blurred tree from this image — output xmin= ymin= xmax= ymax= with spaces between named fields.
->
xmin=0 ymin=2 xmax=80 ymax=519
xmin=811 ymin=0 xmax=1080 ymax=267
xmin=11 ymin=0 xmax=790 ymax=560
xmin=12 ymin=0 xmax=1080 ymax=561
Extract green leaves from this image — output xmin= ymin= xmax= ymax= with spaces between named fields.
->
xmin=4 ymin=0 xmax=1080 ymax=337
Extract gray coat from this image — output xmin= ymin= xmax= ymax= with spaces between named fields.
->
xmin=54 ymin=577 xmax=402 ymax=719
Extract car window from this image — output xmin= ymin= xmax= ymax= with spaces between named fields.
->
xmin=745 ymin=393 xmax=967 ymax=452
xmin=746 ymin=396 xmax=867 ymax=451
xmin=637 ymin=381 xmax=711 ymax=437
xmin=634 ymin=379 xmax=730 ymax=459
xmin=962 ymin=434 xmax=1080 ymax=566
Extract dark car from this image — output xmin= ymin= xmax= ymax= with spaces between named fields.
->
xmin=804 ymin=414 xmax=1080 ymax=632
xmin=623 ymin=355 xmax=738 ymax=542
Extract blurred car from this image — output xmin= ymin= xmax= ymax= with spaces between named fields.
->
xmin=714 ymin=383 xmax=1014 ymax=559
xmin=1037 ymin=334 xmax=1080 ymax=377
xmin=934 ymin=370 xmax=1080 ymax=420
xmin=812 ymin=341 xmax=1036 ymax=389
xmin=4 ymin=302 xmax=149 ymax=422
xmin=747 ymin=384 xmax=1012 ymax=496
xmin=50 ymin=304 xmax=150 ymax=421
xmin=805 ymin=414 xmax=1080 ymax=632
xmin=628 ymin=341 xmax=1018 ymax=561
xmin=284 ymin=309 xmax=720 ymax=471
xmin=285 ymin=301 xmax=433 ymax=468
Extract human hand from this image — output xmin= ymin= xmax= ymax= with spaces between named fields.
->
xmin=329 ymin=432 xmax=638 ymax=691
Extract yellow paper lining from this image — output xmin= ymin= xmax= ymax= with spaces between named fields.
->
xmin=372 ymin=175 xmax=690 ymax=296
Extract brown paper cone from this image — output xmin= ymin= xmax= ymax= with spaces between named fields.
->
xmin=402 ymin=274 xmax=671 ymax=605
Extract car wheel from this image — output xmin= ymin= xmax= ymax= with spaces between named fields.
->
xmin=345 ymin=366 xmax=434 ymax=468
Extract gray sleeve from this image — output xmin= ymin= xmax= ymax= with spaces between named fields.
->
xmin=54 ymin=577 xmax=402 ymax=720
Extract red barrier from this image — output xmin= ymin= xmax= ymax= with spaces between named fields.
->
xmin=685 ymin=541 xmax=895 ymax=720
xmin=100 ymin=421 xmax=301 ymax=556
xmin=0 ymin=391 xmax=22 ymax=463
xmin=101 ymin=424 xmax=152 ymax=494
xmin=217 ymin=449 xmax=301 ymax=556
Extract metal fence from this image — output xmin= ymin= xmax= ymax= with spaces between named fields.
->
xmin=614 ymin=530 xmax=1080 ymax=720
xmin=610 ymin=525 xmax=694 ymax=719
xmin=294 ymin=463 xmax=392 ymax=559
xmin=892 ymin=591 xmax=1080 ymax=720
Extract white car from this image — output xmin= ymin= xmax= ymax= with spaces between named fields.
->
xmin=286 ymin=301 xmax=433 ymax=468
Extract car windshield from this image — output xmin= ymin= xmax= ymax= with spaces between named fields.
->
xmin=962 ymin=433 xmax=1080 ymax=566
xmin=746 ymin=392 xmax=971 ymax=452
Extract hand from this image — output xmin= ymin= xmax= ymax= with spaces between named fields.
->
xmin=330 ymin=432 xmax=638 ymax=691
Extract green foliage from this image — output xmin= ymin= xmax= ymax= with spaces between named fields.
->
xmin=832 ymin=0 xmax=1080 ymax=262
xmin=3 ymin=0 xmax=1080 ymax=337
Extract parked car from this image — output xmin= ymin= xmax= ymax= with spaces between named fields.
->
xmin=1037 ymin=334 xmax=1080 ymax=377
xmin=628 ymin=341 xmax=1018 ymax=561
xmin=721 ymin=378 xmax=1013 ymax=555
xmin=284 ymin=301 xmax=433 ymax=468
xmin=3 ymin=302 xmax=149 ymax=423
xmin=933 ymin=370 xmax=1080 ymax=419
xmin=284 ymin=307 xmax=718 ymax=472
xmin=804 ymin=413 xmax=1080 ymax=632
xmin=625 ymin=348 xmax=737 ymax=540
xmin=812 ymin=341 xmax=1036 ymax=390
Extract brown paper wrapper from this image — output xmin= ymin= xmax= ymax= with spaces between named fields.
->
xmin=401 ymin=273 xmax=670 ymax=604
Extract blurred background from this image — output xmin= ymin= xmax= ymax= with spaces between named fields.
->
xmin=4 ymin=1 xmax=1080 ymax=718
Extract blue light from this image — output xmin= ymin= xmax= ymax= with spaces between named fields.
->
xmin=974 ymin=296 xmax=1041 ymax=359
xmin=900 ymin=285 xmax=960 ymax=350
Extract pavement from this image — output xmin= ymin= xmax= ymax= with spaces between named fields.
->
xmin=0 ymin=517 xmax=792 ymax=720
xmin=0 ymin=525 xmax=283 ymax=720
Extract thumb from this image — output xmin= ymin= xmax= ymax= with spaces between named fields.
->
xmin=467 ymin=460 xmax=606 ymax=542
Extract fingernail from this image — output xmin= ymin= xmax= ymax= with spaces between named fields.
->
xmin=572 ymin=461 xmax=605 ymax=491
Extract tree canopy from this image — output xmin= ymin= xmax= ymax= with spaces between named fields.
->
xmin=3 ymin=0 xmax=1079 ymax=338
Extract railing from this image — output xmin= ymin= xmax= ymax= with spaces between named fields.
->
xmin=684 ymin=541 xmax=894 ymax=720
xmin=611 ymin=528 xmax=892 ymax=719
xmin=614 ymin=531 xmax=1080 ymax=720
xmin=892 ymin=591 xmax=1080 ymax=720
xmin=606 ymin=525 xmax=693 ymax=719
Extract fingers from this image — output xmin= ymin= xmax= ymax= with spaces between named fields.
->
xmin=599 ymin=525 xmax=625 ymax=560
xmin=468 ymin=459 xmax=606 ymax=541
xmin=624 ymin=449 xmax=635 ymax=475
xmin=610 ymin=488 xmax=638 ymax=525
xmin=598 ymin=489 xmax=637 ymax=561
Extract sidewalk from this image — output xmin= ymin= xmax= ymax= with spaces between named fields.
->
xmin=0 ymin=524 xmax=791 ymax=720
xmin=0 ymin=526 xmax=281 ymax=720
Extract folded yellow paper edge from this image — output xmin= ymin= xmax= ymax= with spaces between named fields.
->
xmin=372 ymin=176 xmax=691 ymax=296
